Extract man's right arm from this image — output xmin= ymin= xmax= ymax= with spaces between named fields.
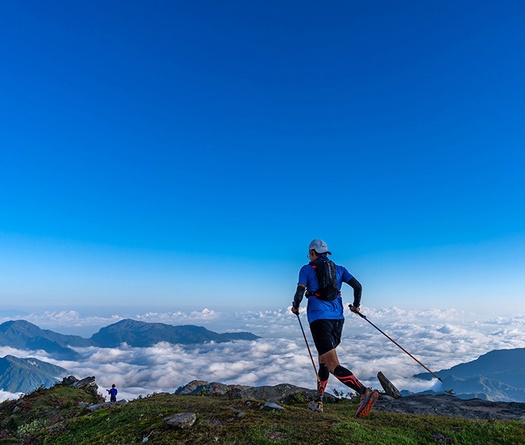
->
xmin=291 ymin=284 xmax=306 ymax=314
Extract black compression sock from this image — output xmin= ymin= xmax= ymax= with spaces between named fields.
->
xmin=333 ymin=365 xmax=365 ymax=393
xmin=317 ymin=363 xmax=329 ymax=398
xmin=319 ymin=363 xmax=329 ymax=381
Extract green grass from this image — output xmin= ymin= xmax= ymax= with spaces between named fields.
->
xmin=0 ymin=384 xmax=523 ymax=444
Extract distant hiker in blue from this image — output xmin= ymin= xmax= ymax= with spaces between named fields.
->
xmin=291 ymin=239 xmax=379 ymax=417
xmin=107 ymin=384 xmax=118 ymax=403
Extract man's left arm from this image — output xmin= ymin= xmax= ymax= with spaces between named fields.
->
xmin=342 ymin=268 xmax=362 ymax=310
xmin=347 ymin=277 xmax=362 ymax=310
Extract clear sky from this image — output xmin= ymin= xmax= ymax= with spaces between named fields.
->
xmin=1 ymin=1 xmax=524 ymax=316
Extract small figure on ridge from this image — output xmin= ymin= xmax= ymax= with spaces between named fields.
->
xmin=107 ymin=384 xmax=118 ymax=403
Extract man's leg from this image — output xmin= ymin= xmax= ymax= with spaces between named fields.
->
xmin=320 ymin=348 xmax=379 ymax=417
xmin=319 ymin=349 xmax=366 ymax=395
xmin=317 ymin=363 xmax=329 ymax=397
xmin=308 ymin=362 xmax=330 ymax=412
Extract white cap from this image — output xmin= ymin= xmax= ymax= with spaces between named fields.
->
xmin=308 ymin=239 xmax=332 ymax=255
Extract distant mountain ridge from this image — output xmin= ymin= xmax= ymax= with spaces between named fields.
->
xmin=0 ymin=319 xmax=260 ymax=355
xmin=0 ymin=355 xmax=67 ymax=393
xmin=90 ymin=319 xmax=260 ymax=347
xmin=0 ymin=319 xmax=259 ymax=395
xmin=0 ymin=320 xmax=91 ymax=360
xmin=413 ymin=348 xmax=525 ymax=402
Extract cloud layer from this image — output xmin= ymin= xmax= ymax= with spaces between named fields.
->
xmin=1 ymin=306 xmax=525 ymax=402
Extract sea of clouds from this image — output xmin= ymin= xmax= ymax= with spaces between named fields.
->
xmin=1 ymin=306 xmax=525 ymax=403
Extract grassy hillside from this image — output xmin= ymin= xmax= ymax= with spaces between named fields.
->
xmin=0 ymin=383 xmax=523 ymax=444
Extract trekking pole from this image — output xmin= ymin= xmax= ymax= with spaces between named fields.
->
xmin=294 ymin=311 xmax=320 ymax=383
xmin=350 ymin=306 xmax=442 ymax=382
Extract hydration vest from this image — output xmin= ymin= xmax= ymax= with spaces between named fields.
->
xmin=308 ymin=257 xmax=339 ymax=301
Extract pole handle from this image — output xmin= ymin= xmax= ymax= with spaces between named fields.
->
xmin=348 ymin=304 xmax=366 ymax=319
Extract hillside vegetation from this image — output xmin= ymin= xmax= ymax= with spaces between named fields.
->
xmin=0 ymin=382 xmax=524 ymax=444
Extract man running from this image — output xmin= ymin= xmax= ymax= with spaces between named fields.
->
xmin=291 ymin=239 xmax=379 ymax=417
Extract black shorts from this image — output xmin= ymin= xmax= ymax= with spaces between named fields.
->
xmin=309 ymin=319 xmax=344 ymax=356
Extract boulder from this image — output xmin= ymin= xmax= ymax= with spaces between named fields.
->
xmin=164 ymin=412 xmax=197 ymax=429
xmin=377 ymin=371 xmax=402 ymax=399
xmin=261 ymin=402 xmax=285 ymax=411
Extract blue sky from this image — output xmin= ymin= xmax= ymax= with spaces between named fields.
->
xmin=1 ymin=1 xmax=524 ymax=316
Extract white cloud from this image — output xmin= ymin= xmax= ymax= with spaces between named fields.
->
xmin=134 ymin=308 xmax=221 ymax=323
xmin=0 ymin=308 xmax=223 ymax=337
xmin=1 ymin=306 xmax=525 ymax=403
xmin=0 ymin=390 xmax=21 ymax=403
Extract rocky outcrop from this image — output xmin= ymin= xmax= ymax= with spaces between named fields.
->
xmin=61 ymin=375 xmax=99 ymax=397
xmin=175 ymin=380 xmax=337 ymax=403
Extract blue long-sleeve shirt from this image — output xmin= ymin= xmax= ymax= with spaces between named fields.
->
xmin=297 ymin=258 xmax=355 ymax=324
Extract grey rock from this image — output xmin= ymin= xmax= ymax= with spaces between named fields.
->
xmin=86 ymin=402 xmax=112 ymax=412
xmin=377 ymin=371 xmax=402 ymax=398
xmin=84 ymin=400 xmax=125 ymax=412
xmin=174 ymin=380 xmax=231 ymax=397
xmin=165 ymin=412 xmax=197 ymax=429
xmin=261 ymin=402 xmax=284 ymax=411
xmin=61 ymin=376 xmax=99 ymax=396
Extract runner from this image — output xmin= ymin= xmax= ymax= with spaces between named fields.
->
xmin=291 ymin=239 xmax=379 ymax=417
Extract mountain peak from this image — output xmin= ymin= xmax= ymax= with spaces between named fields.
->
xmin=0 ymin=355 xmax=67 ymax=393
xmin=90 ymin=319 xmax=259 ymax=348
xmin=0 ymin=319 xmax=40 ymax=334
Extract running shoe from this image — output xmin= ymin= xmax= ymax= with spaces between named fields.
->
xmin=355 ymin=388 xmax=379 ymax=418
xmin=307 ymin=400 xmax=323 ymax=413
